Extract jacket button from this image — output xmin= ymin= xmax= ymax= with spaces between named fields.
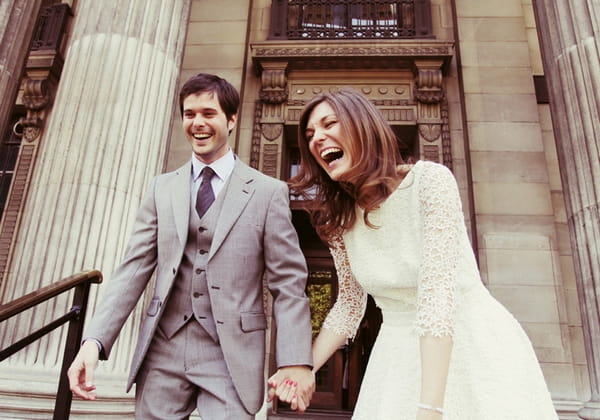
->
xmin=199 ymin=249 xmax=208 ymax=255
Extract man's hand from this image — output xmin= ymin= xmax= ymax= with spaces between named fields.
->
xmin=267 ymin=365 xmax=315 ymax=413
xmin=67 ymin=340 xmax=100 ymax=400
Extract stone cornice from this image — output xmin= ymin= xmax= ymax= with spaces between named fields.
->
xmin=251 ymin=40 xmax=454 ymax=72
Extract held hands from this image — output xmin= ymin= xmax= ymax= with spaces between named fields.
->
xmin=267 ymin=366 xmax=315 ymax=414
xmin=66 ymin=340 xmax=100 ymax=400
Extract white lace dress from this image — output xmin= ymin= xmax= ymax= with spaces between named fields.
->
xmin=322 ymin=160 xmax=558 ymax=420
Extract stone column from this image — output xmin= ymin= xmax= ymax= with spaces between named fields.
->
xmin=0 ymin=0 xmax=191 ymax=415
xmin=0 ymin=0 xmax=43 ymax=157
xmin=532 ymin=2 xmax=600 ymax=419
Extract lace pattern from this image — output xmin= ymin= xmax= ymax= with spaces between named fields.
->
xmin=321 ymin=234 xmax=367 ymax=339
xmin=414 ymin=162 xmax=462 ymax=337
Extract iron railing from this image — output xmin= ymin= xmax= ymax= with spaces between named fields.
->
xmin=269 ymin=0 xmax=433 ymax=40
xmin=0 ymin=270 xmax=102 ymax=420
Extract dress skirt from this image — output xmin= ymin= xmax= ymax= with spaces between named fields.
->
xmin=351 ymin=285 xmax=558 ymax=420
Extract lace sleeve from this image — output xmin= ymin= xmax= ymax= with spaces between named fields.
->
xmin=414 ymin=162 xmax=463 ymax=337
xmin=322 ymin=235 xmax=368 ymax=339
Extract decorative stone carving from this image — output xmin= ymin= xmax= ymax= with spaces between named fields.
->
xmin=261 ymin=123 xmax=283 ymax=141
xmin=414 ymin=63 xmax=444 ymax=104
xmin=250 ymin=41 xmax=454 ymax=176
xmin=441 ymin=100 xmax=452 ymax=170
xmin=253 ymin=44 xmax=453 ymax=58
xmin=259 ymin=65 xmax=288 ymax=104
xmin=250 ymin=101 xmax=263 ymax=169
xmin=19 ymin=78 xmax=51 ymax=142
xmin=422 ymin=144 xmax=439 ymax=162
xmin=418 ymin=123 xmax=441 ymax=142
xmin=251 ymin=41 xmax=454 ymax=72
xmin=262 ymin=143 xmax=279 ymax=177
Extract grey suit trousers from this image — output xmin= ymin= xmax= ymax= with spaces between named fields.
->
xmin=135 ymin=320 xmax=254 ymax=420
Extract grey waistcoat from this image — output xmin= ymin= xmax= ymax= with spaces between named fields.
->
xmin=158 ymin=180 xmax=229 ymax=343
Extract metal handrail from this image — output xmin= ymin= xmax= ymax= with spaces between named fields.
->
xmin=0 ymin=269 xmax=103 ymax=420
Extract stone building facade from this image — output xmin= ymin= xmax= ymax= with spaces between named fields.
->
xmin=0 ymin=0 xmax=598 ymax=419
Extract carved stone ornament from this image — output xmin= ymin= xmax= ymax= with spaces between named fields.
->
xmin=253 ymin=44 xmax=453 ymax=58
xmin=419 ymin=123 xmax=441 ymax=142
xmin=20 ymin=78 xmax=51 ymax=142
xmin=260 ymin=67 xmax=288 ymax=104
xmin=22 ymin=79 xmax=50 ymax=110
xmin=21 ymin=124 xmax=42 ymax=142
xmin=414 ymin=67 xmax=444 ymax=104
xmin=251 ymin=41 xmax=454 ymax=73
xmin=261 ymin=123 xmax=283 ymax=142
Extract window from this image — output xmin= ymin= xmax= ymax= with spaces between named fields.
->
xmin=269 ymin=0 xmax=433 ymax=40
xmin=287 ymin=0 xmax=418 ymax=39
xmin=0 ymin=115 xmax=24 ymax=219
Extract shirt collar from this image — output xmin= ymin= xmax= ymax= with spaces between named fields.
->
xmin=191 ymin=149 xmax=235 ymax=182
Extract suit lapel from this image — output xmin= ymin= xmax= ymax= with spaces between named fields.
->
xmin=209 ymin=160 xmax=255 ymax=259
xmin=170 ymin=161 xmax=192 ymax=248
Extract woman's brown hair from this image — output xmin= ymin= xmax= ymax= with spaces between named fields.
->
xmin=289 ymin=88 xmax=407 ymax=243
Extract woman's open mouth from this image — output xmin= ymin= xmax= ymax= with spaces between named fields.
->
xmin=320 ymin=147 xmax=344 ymax=166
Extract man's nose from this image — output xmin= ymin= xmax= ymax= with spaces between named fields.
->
xmin=192 ymin=115 xmax=206 ymax=127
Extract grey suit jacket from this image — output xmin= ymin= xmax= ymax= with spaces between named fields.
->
xmin=85 ymin=158 xmax=313 ymax=413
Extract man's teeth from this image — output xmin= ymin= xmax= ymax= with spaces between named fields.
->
xmin=193 ymin=133 xmax=211 ymax=139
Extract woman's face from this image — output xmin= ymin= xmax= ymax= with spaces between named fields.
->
xmin=305 ymin=101 xmax=353 ymax=181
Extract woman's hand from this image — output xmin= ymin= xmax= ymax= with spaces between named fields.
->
xmin=266 ymin=366 xmax=315 ymax=413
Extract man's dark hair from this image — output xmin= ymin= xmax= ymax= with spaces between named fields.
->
xmin=179 ymin=73 xmax=240 ymax=121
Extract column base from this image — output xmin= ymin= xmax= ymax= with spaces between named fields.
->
xmin=578 ymin=399 xmax=600 ymax=420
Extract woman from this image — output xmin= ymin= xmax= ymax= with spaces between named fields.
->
xmin=279 ymin=88 xmax=558 ymax=419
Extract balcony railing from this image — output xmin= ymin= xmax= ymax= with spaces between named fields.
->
xmin=269 ymin=0 xmax=433 ymax=40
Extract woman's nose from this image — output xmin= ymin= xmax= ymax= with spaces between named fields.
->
xmin=312 ymin=127 xmax=326 ymax=142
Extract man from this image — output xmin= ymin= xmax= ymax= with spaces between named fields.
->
xmin=67 ymin=73 xmax=314 ymax=419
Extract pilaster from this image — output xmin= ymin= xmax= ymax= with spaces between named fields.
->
xmin=0 ymin=0 xmax=43 ymax=161
xmin=257 ymin=61 xmax=288 ymax=178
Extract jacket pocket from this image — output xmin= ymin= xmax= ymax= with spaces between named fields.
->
xmin=146 ymin=297 xmax=162 ymax=317
xmin=240 ymin=311 xmax=267 ymax=332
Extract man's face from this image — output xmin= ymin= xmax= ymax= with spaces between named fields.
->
xmin=182 ymin=91 xmax=236 ymax=164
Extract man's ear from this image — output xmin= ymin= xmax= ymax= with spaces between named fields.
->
xmin=228 ymin=114 xmax=237 ymax=130
xmin=227 ymin=114 xmax=237 ymax=135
